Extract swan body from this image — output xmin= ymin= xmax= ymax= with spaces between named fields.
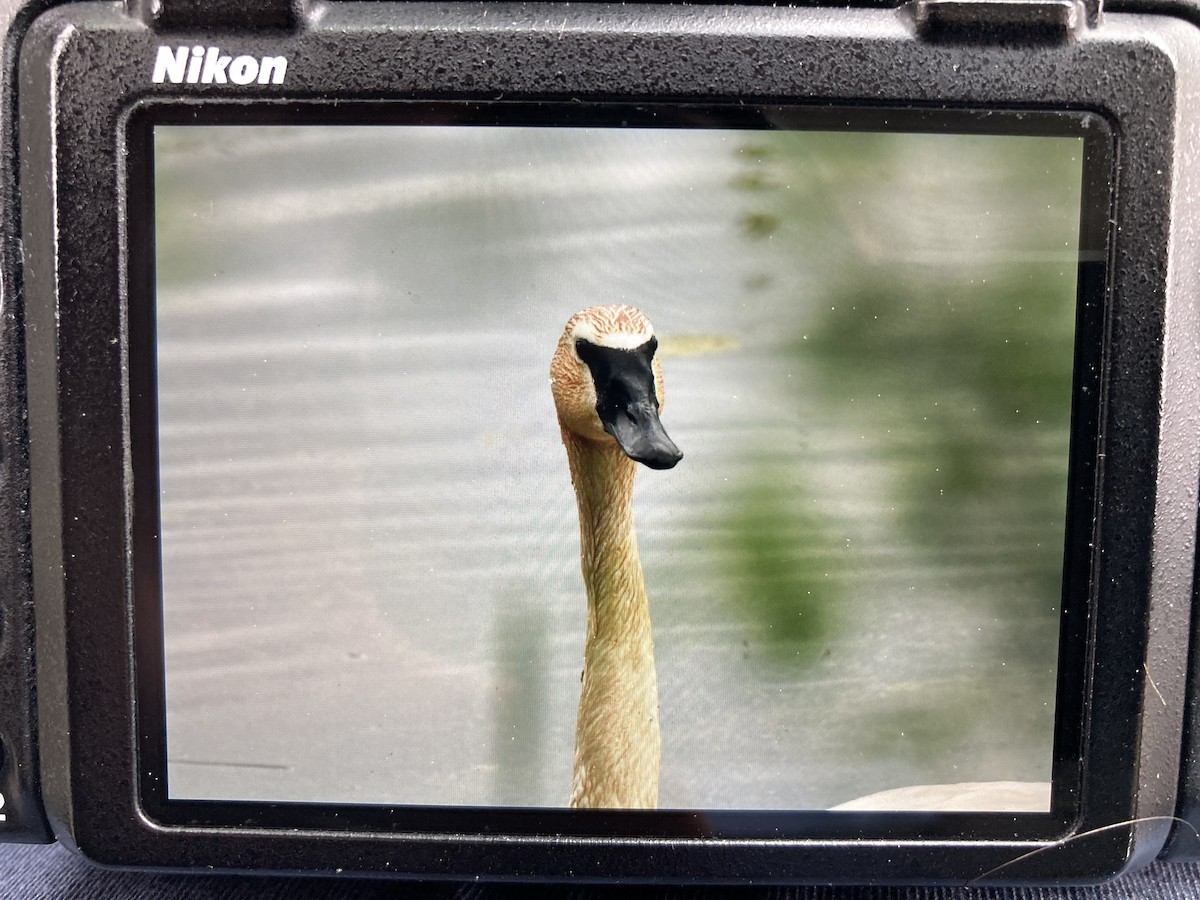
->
xmin=550 ymin=305 xmax=681 ymax=809
xmin=831 ymin=781 xmax=1050 ymax=812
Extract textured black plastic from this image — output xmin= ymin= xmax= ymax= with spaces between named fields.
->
xmin=14 ymin=0 xmax=1200 ymax=884
xmin=0 ymin=0 xmax=55 ymax=845
xmin=1163 ymin=520 xmax=1200 ymax=860
xmin=126 ymin=0 xmax=298 ymax=30
xmin=1106 ymin=0 xmax=1200 ymax=863
xmin=1116 ymin=0 xmax=1200 ymax=871
xmin=911 ymin=0 xmax=1085 ymax=42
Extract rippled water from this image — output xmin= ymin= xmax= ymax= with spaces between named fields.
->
xmin=156 ymin=123 xmax=1082 ymax=810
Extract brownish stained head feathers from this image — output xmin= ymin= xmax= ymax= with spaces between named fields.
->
xmin=550 ymin=305 xmax=665 ymax=444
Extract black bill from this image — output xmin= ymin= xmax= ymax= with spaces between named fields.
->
xmin=576 ymin=337 xmax=683 ymax=470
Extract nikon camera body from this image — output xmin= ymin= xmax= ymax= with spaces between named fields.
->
xmin=4 ymin=0 xmax=1200 ymax=886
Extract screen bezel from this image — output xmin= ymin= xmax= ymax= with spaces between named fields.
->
xmin=125 ymin=100 xmax=1112 ymax=843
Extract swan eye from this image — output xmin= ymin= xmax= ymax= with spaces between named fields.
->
xmin=575 ymin=338 xmax=588 ymax=358
xmin=647 ymin=336 xmax=658 ymax=356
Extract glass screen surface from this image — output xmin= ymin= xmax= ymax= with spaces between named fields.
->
xmin=150 ymin=117 xmax=1088 ymax=817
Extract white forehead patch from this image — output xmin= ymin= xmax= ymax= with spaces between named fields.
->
xmin=571 ymin=319 xmax=654 ymax=350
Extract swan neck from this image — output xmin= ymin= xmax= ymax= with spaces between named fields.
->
xmin=566 ymin=435 xmax=636 ymax=591
xmin=563 ymin=428 xmax=660 ymax=809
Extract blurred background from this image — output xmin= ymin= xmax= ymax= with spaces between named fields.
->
xmin=154 ymin=122 xmax=1082 ymax=811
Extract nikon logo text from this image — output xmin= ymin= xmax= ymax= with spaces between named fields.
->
xmin=152 ymin=46 xmax=288 ymax=86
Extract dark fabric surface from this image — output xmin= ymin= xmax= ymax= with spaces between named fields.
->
xmin=5 ymin=842 xmax=1200 ymax=900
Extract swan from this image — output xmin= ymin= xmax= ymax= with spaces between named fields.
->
xmin=550 ymin=305 xmax=682 ymax=809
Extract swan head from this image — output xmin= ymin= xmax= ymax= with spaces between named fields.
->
xmin=551 ymin=305 xmax=682 ymax=470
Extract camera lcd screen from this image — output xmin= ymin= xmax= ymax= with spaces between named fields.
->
xmin=138 ymin=106 xmax=1105 ymax=832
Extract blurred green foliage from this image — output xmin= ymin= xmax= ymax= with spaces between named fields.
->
xmin=724 ymin=129 xmax=1081 ymax=694
xmin=726 ymin=473 xmax=839 ymax=658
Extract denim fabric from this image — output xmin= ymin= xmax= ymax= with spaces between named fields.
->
xmin=5 ymin=842 xmax=1200 ymax=900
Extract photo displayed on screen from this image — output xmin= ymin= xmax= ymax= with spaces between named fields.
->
xmin=152 ymin=121 xmax=1084 ymax=813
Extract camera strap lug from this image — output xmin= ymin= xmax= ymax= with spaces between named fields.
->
xmin=907 ymin=0 xmax=1098 ymax=41
xmin=126 ymin=0 xmax=298 ymax=30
